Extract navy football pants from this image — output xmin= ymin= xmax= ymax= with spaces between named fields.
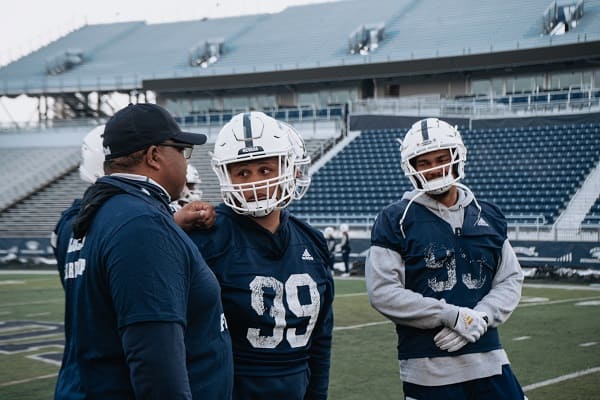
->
xmin=403 ymin=364 xmax=525 ymax=400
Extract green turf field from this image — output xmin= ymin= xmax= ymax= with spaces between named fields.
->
xmin=1 ymin=272 xmax=599 ymax=399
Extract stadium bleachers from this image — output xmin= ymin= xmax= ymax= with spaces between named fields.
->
xmin=0 ymin=147 xmax=80 ymax=212
xmin=290 ymin=122 xmax=600 ymax=227
xmin=582 ymin=196 xmax=600 ymax=226
xmin=0 ymin=137 xmax=335 ymax=239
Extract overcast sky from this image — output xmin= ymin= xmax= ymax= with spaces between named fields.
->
xmin=0 ymin=0 xmax=336 ymax=123
xmin=0 ymin=0 xmax=336 ymax=66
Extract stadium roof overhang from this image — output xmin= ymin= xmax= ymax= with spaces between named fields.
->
xmin=143 ymin=42 xmax=600 ymax=93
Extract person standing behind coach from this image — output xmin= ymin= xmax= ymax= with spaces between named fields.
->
xmin=54 ymin=103 xmax=233 ymax=400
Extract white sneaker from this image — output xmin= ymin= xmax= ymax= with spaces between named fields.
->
xmin=341 ymin=273 xmax=350 ymax=277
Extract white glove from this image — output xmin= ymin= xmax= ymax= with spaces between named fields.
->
xmin=452 ymin=307 xmax=488 ymax=343
xmin=434 ymin=327 xmax=469 ymax=352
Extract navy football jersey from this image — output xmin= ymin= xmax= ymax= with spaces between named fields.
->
xmin=54 ymin=176 xmax=233 ymax=399
xmin=371 ymin=198 xmax=506 ymax=360
xmin=52 ymin=198 xmax=81 ymax=286
xmin=188 ymin=204 xmax=334 ymax=399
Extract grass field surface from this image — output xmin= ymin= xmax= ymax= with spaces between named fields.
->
xmin=1 ymin=271 xmax=599 ymax=399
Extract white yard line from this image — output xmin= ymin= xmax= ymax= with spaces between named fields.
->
xmin=518 ymin=295 xmax=600 ymax=308
xmin=523 ymin=367 xmax=600 ymax=392
xmin=333 ymin=321 xmax=390 ymax=331
xmin=523 ymin=283 xmax=600 ymax=291
xmin=0 ymin=270 xmax=57 ymax=275
xmin=0 ymin=299 xmax=63 ymax=307
xmin=336 ymin=292 xmax=368 ymax=298
xmin=0 ymin=373 xmax=58 ymax=388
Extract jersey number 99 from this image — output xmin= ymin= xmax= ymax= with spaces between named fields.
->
xmin=248 ymin=273 xmax=320 ymax=349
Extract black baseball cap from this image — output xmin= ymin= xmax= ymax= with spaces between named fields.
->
xmin=103 ymin=103 xmax=207 ymax=160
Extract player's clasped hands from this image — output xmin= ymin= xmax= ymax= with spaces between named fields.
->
xmin=435 ymin=307 xmax=489 ymax=352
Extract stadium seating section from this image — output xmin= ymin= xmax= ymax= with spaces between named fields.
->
xmin=290 ymin=122 xmax=600 ymax=227
xmin=583 ymin=196 xmax=600 ymax=226
xmin=0 ymin=138 xmax=335 ymax=238
xmin=0 ymin=122 xmax=598 ymax=239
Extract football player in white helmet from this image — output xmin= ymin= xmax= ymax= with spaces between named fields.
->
xmin=400 ymin=118 xmax=466 ymax=195
xmin=324 ymin=226 xmax=336 ymax=271
xmin=284 ymin=122 xmax=312 ymax=200
xmin=171 ymin=164 xmax=204 ymax=211
xmin=184 ymin=164 xmax=203 ymax=202
xmin=79 ymin=125 xmax=105 ymax=184
xmin=212 ymin=111 xmax=298 ymax=218
xmin=189 ymin=111 xmax=334 ymax=399
xmin=365 ymin=117 xmax=525 ymax=400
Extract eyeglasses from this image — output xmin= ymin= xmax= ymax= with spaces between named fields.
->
xmin=159 ymin=143 xmax=193 ymax=159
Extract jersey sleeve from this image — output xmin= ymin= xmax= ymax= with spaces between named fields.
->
xmin=120 ymin=321 xmax=192 ymax=399
xmin=187 ymin=213 xmax=232 ymax=264
xmin=474 ymin=239 xmax=524 ymax=327
xmin=365 ymin=245 xmax=458 ymax=329
xmin=105 ymin=214 xmax=190 ymax=329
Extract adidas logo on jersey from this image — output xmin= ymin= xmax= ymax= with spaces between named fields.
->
xmin=301 ymin=249 xmax=314 ymax=261
xmin=476 ymin=217 xmax=489 ymax=227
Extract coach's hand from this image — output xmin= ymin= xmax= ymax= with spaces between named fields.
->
xmin=452 ymin=307 xmax=488 ymax=343
xmin=174 ymin=201 xmax=216 ymax=231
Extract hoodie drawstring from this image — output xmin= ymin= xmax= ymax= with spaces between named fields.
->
xmin=398 ymin=183 xmax=482 ymax=238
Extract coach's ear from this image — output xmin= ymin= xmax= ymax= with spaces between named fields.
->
xmin=144 ymin=145 xmax=162 ymax=171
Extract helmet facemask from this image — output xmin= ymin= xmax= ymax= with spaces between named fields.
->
xmin=213 ymin=153 xmax=296 ymax=217
xmin=405 ymin=147 xmax=464 ymax=194
xmin=213 ymin=112 xmax=300 ymax=217
xmin=400 ymin=118 xmax=467 ymax=195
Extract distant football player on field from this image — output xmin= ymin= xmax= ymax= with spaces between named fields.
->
xmin=365 ymin=118 xmax=525 ymax=399
xmin=188 ymin=112 xmax=334 ymax=400
xmin=170 ymin=163 xmax=204 ymax=211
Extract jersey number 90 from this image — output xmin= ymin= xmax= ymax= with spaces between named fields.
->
xmin=248 ymin=273 xmax=320 ymax=349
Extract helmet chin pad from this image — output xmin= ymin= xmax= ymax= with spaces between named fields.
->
xmin=245 ymin=199 xmax=277 ymax=217
xmin=415 ymin=174 xmax=457 ymax=194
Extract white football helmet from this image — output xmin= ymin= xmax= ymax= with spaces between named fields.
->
xmin=284 ymin=122 xmax=311 ymax=200
xmin=79 ymin=125 xmax=105 ymax=184
xmin=399 ymin=118 xmax=466 ymax=194
xmin=179 ymin=164 xmax=203 ymax=203
xmin=212 ymin=111 xmax=297 ymax=217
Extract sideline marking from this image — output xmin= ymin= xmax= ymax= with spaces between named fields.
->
xmin=0 ymin=270 xmax=57 ymax=275
xmin=575 ymin=300 xmax=600 ymax=306
xmin=518 ymin=296 xmax=600 ymax=308
xmin=334 ymin=321 xmax=390 ymax=331
xmin=523 ymin=283 xmax=600 ymax=291
xmin=336 ymin=292 xmax=368 ymax=298
xmin=0 ymin=299 xmax=63 ymax=308
xmin=0 ymin=373 xmax=58 ymax=388
xmin=523 ymin=366 xmax=600 ymax=392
